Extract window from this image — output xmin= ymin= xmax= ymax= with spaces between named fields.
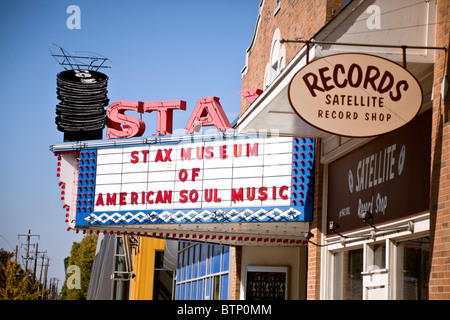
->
xmin=212 ymin=245 xmax=221 ymax=274
xmin=245 ymin=266 xmax=288 ymax=300
xmin=333 ymin=248 xmax=363 ymax=300
xmin=153 ymin=250 xmax=174 ymax=300
xmin=264 ymin=29 xmax=286 ymax=88
xmin=367 ymin=242 xmax=386 ymax=271
xmin=330 ymin=236 xmax=430 ymax=300
xmin=199 ymin=244 xmax=207 ymax=277
xmin=213 ymin=275 xmax=220 ymax=300
xmin=396 ymin=237 xmax=430 ymax=300
xmin=274 ymin=0 xmax=281 ymax=15
xmin=220 ymin=274 xmax=229 ymax=300
xmin=175 ymin=241 xmax=230 ymax=300
xmin=270 ymin=40 xmax=280 ymax=82
xmin=271 ymin=60 xmax=278 ymax=83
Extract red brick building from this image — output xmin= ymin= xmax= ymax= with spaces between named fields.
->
xmin=61 ymin=0 xmax=449 ymax=301
xmin=237 ymin=0 xmax=450 ymax=300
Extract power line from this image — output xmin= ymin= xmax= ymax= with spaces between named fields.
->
xmin=0 ymin=234 xmax=15 ymax=251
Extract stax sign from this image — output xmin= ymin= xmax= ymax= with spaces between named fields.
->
xmin=93 ymin=138 xmax=293 ymax=212
xmin=72 ymin=135 xmax=315 ymax=228
xmin=288 ymin=53 xmax=423 ymax=137
xmin=106 ymin=96 xmax=233 ymax=138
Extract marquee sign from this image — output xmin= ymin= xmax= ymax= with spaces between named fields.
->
xmin=288 ymin=53 xmax=423 ymax=137
xmin=53 ymin=134 xmax=315 ymax=244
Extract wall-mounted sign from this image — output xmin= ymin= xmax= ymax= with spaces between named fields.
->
xmin=288 ymin=53 xmax=423 ymax=137
xmin=54 ymin=134 xmax=315 ymax=234
xmin=326 ymin=110 xmax=430 ymax=235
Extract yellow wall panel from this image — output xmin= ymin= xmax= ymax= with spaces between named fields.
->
xmin=130 ymin=237 xmax=165 ymax=300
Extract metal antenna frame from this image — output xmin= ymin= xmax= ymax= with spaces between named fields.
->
xmin=49 ymin=44 xmax=112 ymax=71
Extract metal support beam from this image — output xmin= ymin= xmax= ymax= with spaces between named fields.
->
xmin=280 ymin=38 xmax=447 ymax=69
xmin=279 ymin=39 xmax=447 ymax=52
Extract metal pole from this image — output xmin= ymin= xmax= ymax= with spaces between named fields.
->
xmin=402 ymin=45 xmax=407 ymax=68
xmin=33 ymin=243 xmax=38 ymax=284
xmin=279 ymin=38 xmax=448 ymax=52
xmin=306 ymin=40 xmax=310 ymax=64
xmin=39 ymin=254 xmax=45 ymax=296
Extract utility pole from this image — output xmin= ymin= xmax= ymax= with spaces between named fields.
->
xmin=49 ymin=278 xmax=60 ymax=300
xmin=38 ymin=254 xmax=45 ymax=299
xmin=38 ymin=252 xmax=47 ymax=288
xmin=43 ymin=257 xmax=50 ymax=299
xmin=35 ymin=249 xmax=48 ymax=298
xmin=54 ymin=278 xmax=60 ymax=299
xmin=18 ymin=229 xmax=40 ymax=272
xmin=32 ymin=243 xmax=38 ymax=284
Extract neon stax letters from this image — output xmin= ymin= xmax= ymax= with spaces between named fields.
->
xmin=106 ymin=96 xmax=233 ymax=138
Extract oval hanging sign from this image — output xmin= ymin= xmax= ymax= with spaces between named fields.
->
xmin=288 ymin=53 xmax=423 ymax=137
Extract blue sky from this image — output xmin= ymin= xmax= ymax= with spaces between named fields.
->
xmin=0 ymin=0 xmax=260 ymax=292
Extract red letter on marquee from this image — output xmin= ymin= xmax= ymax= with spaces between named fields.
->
xmin=106 ymin=101 xmax=146 ymax=139
xmin=119 ymin=192 xmax=127 ymax=205
xmin=205 ymin=146 xmax=214 ymax=159
xmin=155 ymin=149 xmax=169 ymax=162
xmin=232 ymin=188 xmax=244 ymax=203
xmin=181 ymin=148 xmax=191 ymax=160
xmin=178 ymin=169 xmax=188 ymax=181
xmin=219 ymin=145 xmax=228 ymax=159
xmin=258 ymin=186 xmax=268 ymax=200
xmin=179 ymin=190 xmax=188 ymax=203
xmin=131 ymin=192 xmax=138 ymax=205
xmin=144 ymin=100 xmax=186 ymax=135
xmin=106 ymin=100 xmax=186 ymax=138
xmin=184 ymin=97 xmax=233 ymax=133
xmin=279 ymin=185 xmax=289 ymax=199
xmin=155 ymin=149 xmax=163 ymax=162
xmin=106 ymin=193 xmax=117 ymax=205
xmin=130 ymin=151 xmax=139 ymax=163
xmin=191 ymin=168 xmax=200 ymax=181
xmin=95 ymin=193 xmax=104 ymax=206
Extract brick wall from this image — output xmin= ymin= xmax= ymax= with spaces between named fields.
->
xmin=307 ymin=139 xmax=324 ymax=300
xmin=240 ymin=0 xmax=345 ymax=115
xmin=238 ymin=0 xmax=450 ymax=301
xmin=429 ymin=0 xmax=450 ymax=300
xmin=230 ymin=246 xmax=242 ymax=299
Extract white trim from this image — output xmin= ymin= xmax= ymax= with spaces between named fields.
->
xmin=50 ymin=131 xmax=241 ymax=152
xmin=273 ymin=0 xmax=280 ymax=16
xmin=263 ymin=29 xmax=287 ymax=89
xmin=241 ymin=0 xmax=265 ymax=78
xmin=326 ymin=213 xmax=429 ymax=250
xmin=320 ymin=163 xmax=329 ymax=299
xmin=322 ymin=213 xmax=430 ymax=300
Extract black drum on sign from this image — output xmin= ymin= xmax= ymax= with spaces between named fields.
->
xmin=55 ymin=69 xmax=109 ymax=141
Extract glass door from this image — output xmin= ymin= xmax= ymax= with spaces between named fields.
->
xmin=333 ymin=248 xmax=363 ymax=300
xmin=396 ymin=237 xmax=430 ymax=300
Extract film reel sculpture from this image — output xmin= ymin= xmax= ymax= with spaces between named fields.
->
xmin=50 ymin=44 xmax=112 ymax=141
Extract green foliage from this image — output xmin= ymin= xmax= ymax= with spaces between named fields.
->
xmin=60 ymin=234 xmax=98 ymax=300
xmin=0 ymin=250 xmax=46 ymax=300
